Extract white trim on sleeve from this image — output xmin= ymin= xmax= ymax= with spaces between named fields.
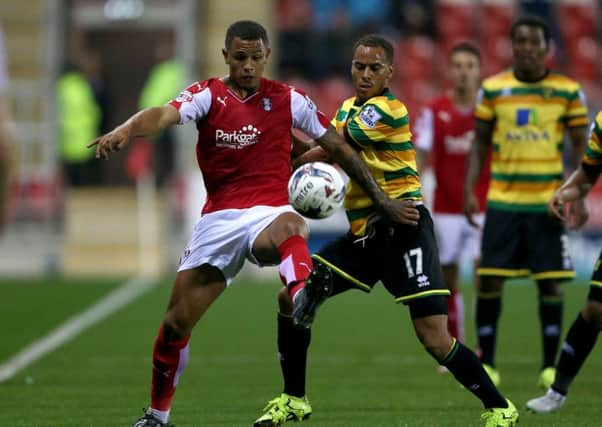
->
xmin=176 ymin=86 xmax=212 ymax=124
xmin=290 ymin=89 xmax=327 ymax=140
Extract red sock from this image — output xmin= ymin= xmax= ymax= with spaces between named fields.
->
xmin=447 ymin=289 xmax=464 ymax=342
xmin=277 ymin=235 xmax=313 ymax=299
xmin=150 ymin=325 xmax=191 ymax=411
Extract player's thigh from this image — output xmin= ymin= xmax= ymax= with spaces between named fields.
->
xmin=252 ymin=210 xmax=309 ymax=264
xmin=526 ymin=212 xmax=574 ymax=280
xmin=164 ymin=265 xmax=227 ymax=335
xmin=479 ymin=209 xmax=527 ymax=275
xmin=461 ymin=212 xmax=484 ymax=261
xmin=433 ymin=213 xmax=464 ymax=265
xmin=381 ymin=206 xmax=449 ymax=305
xmin=313 ymin=233 xmax=380 ymax=296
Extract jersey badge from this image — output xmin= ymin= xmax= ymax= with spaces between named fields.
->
xmin=175 ymin=90 xmax=193 ymax=103
xmin=438 ymin=111 xmax=451 ymax=123
xmin=262 ymin=97 xmax=272 ymax=111
xmin=358 ymin=105 xmax=381 ymax=128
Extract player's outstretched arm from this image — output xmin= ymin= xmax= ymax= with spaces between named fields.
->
xmin=315 ymin=127 xmax=419 ymax=226
xmin=463 ymin=119 xmax=492 ymax=227
xmin=87 ymin=104 xmax=180 ymax=160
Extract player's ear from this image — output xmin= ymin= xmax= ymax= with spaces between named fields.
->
xmin=387 ymin=64 xmax=393 ymax=79
xmin=222 ymin=48 xmax=229 ymax=64
xmin=265 ymin=47 xmax=271 ymax=61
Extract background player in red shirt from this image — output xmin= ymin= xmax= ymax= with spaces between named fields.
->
xmin=415 ymin=42 xmax=489 ymax=345
xmin=88 ymin=21 xmax=415 ymax=427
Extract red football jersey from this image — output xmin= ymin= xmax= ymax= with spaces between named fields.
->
xmin=414 ymin=95 xmax=490 ymax=214
xmin=169 ymin=78 xmax=330 ymax=214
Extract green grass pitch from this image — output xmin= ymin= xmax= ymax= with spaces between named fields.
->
xmin=1 ymin=277 xmax=601 ymax=426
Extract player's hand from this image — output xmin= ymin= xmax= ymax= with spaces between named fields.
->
xmin=378 ymin=198 xmax=420 ymax=226
xmin=548 ymin=186 xmax=581 ymax=223
xmin=463 ymin=191 xmax=480 ymax=228
xmin=567 ymin=198 xmax=589 ymax=229
xmin=87 ymin=126 xmax=132 ymax=160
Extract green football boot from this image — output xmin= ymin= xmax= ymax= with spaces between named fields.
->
xmin=481 ymin=399 xmax=519 ymax=427
xmin=537 ymin=366 xmax=556 ymax=391
xmin=254 ymin=393 xmax=312 ymax=427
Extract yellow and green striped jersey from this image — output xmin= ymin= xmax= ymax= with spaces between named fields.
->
xmin=331 ymin=90 xmax=421 ymax=236
xmin=583 ymin=111 xmax=602 ymax=171
xmin=475 ymin=70 xmax=589 ymax=212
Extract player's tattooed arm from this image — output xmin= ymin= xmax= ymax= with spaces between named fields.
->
xmin=315 ymin=127 xmax=419 ymax=226
xmin=464 ymin=119 xmax=493 ymax=227
xmin=88 ymin=105 xmax=180 ymax=160
xmin=564 ymin=125 xmax=590 ymax=229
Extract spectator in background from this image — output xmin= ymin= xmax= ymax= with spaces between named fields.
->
xmin=0 ymin=21 xmax=13 ymax=231
xmin=57 ymin=51 xmax=102 ymax=187
xmin=415 ymin=42 xmax=489 ymax=349
xmin=138 ymin=39 xmax=185 ymax=186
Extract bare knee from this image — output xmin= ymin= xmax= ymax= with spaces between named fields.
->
xmin=161 ymin=317 xmax=190 ymax=342
xmin=413 ymin=315 xmax=454 ymax=361
xmin=270 ymin=212 xmax=309 ymax=244
xmin=278 ymin=287 xmax=293 ymax=315
xmin=582 ymin=301 xmax=602 ymax=329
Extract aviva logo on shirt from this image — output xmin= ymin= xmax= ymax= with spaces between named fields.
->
xmin=516 ymin=108 xmax=537 ymax=126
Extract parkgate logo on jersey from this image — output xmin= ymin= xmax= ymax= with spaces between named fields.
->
xmin=215 ymin=124 xmax=262 ymax=149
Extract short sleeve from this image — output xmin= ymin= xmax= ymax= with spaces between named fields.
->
xmin=168 ymin=81 xmax=212 ymax=124
xmin=290 ymin=89 xmax=329 ymax=140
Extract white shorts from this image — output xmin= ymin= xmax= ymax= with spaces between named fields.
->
xmin=178 ymin=205 xmax=296 ymax=285
xmin=434 ymin=212 xmax=485 ymax=266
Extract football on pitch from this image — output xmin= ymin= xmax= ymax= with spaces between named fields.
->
xmin=288 ymin=161 xmax=347 ymax=219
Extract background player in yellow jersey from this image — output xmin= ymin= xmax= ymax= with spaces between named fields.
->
xmin=526 ymin=110 xmax=602 ymax=413
xmin=464 ymin=16 xmax=590 ymax=390
xmin=256 ymin=34 xmax=518 ymax=427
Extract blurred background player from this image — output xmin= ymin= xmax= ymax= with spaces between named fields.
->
xmin=88 ymin=20 xmax=406 ymax=427
xmin=257 ymin=34 xmax=518 ymax=427
xmin=138 ymin=39 xmax=185 ymax=187
xmin=526 ymin=110 xmax=602 ymax=414
xmin=57 ymin=49 xmax=103 ymax=187
xmin=464 ymin=15 xmax=589 ymax=390
xmin=415 ymin=42 xmax=489 ymax=347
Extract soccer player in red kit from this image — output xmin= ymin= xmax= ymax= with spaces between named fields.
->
xmin=88 ymin=21 xmax=415 ymax=427
xmin=415 ymin=42 xmax=490 ymax=345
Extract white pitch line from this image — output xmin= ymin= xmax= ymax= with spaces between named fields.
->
xmin=0 ymin=276 xmax=157 ymax=383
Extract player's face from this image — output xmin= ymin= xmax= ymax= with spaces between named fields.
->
xmin=512 ymin=25 xmax=548 ymax=75
xmin=449 ymin=51 xmax=480 ymax=93
xmin=351 ymin=45 xmax=393 ymax=104
xmin=223 ymin=37 xmax=270 ymax=95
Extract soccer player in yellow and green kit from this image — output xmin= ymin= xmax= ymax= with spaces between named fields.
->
xmin=464 ymin=16 xmax=590 ymax=390
xmin=526 ymin=110 xmax=602 ymax=413
xmin=256 ymin=34 xmax=518 ymax=427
